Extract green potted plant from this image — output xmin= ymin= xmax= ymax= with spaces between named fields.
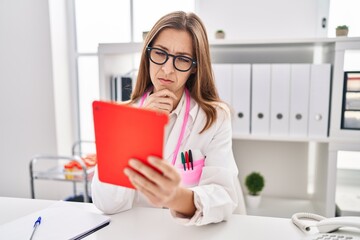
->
xmin=245 ymin=172 xmax=265 ymax=208
xmin=336 ymin=25 xmax=349 ymax=37
xmin=215 ymin=29 xmax=225 ymax=39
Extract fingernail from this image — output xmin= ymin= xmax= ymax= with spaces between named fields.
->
xmin=124 ymin=168 xmax=130 ymax=175
xmin=148 ymin=157 xmax=156 ymax=164
xmin=128 ymin=159 xmax=136 ymax=166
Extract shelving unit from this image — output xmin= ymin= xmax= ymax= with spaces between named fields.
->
xmin=330 ymin=39 xmax=360 ymax=141
xmin=328 ymin=39 xmax=360 ymax=218
xmin=29 ymin=141 xmax=96 ymax=203
xmin=98 ymin=37 xmax=360 ymax=218
xmin=29 ymin=155 xmax=94 ymax=203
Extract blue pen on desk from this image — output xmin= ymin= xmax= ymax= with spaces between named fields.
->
xmin=29 ymin=216 xmax=41 ymax=240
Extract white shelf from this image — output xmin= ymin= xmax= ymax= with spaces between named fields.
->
xmin=98 ymin=37 xmax=360 ymax=54
xmin=246 ymin=196 xmax=317 ymax=218
xmin=232 ymin=134 xmax=330 ymax=143
xmin=210 ymin=37 xmax=360 ymax=46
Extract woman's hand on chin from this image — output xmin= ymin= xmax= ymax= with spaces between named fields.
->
xmin=142 ymin=89 xmax=177 ymax=114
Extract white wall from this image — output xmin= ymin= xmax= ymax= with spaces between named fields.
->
xmin=196 ymin=0 xmax=329 ymax=40
xmin=0 ymin=0 xmax=57 ymax=198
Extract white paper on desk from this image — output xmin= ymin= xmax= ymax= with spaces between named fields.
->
xmin=0 ymin=201 xmax=110 ymax=240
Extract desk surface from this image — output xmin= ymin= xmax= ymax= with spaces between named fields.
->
xmin=0 ymin=197 xmax=338 ymax=240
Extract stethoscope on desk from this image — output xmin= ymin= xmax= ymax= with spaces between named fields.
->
xmin=139 ymin=88 xmax=191 ymax=166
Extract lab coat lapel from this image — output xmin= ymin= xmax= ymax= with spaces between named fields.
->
xmin=164 ymin=96 xmax=198 ymax=163
xmin=164 ymin=93 xmax=186 ymax=161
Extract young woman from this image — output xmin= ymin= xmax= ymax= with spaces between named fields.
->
xmin=91 ymin=11 xmax=246 ymax=226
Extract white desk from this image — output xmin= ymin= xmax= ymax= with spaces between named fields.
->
xmin=0 ymin=197 xmax=333 ymax=240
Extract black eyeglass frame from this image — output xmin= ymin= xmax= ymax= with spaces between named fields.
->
xmin=146 ymin=46 xmax=197 ymax=72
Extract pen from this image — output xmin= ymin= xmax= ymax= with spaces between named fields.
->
xmin=29 ymin=216 xmax=41 ymax=240
xmin=189 ymin=149 xmax=193 ymax=170
xmin=185 ymin=151 xmax=190 ymax=170
xmin=181 ymin=152 xmax=186 ymax=171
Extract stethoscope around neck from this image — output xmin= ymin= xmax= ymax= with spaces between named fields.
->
xmin=139 ymin=88 xmax=191 ymax=166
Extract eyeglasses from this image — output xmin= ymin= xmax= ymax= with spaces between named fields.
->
xmin=146 ymin=47 xmax=197 ymax=72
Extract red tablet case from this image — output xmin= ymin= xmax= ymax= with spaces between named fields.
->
xmin=92 ymin=101 xmax=169 ymax=189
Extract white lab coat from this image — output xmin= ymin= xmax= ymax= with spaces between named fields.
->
xmin=91 ymin=91 xmax=246 ymax=226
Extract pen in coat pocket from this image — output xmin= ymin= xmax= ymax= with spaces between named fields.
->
xmin=189 ymin=149 xmax=193 ymax=170
xmin=185 ymin=151 xmax=190 ymax=170
xmin=181 ymin=152 xmax=186 ymax=171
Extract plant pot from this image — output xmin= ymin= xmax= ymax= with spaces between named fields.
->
xmin=215 ymin=31 xmax=225 ymax=39
xmin=245 ymin=195 xmax=262 ymax=208
xmin=336 ymin=29 xmax=348 ymax=37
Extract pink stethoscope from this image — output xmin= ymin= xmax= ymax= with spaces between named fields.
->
xmin=139 ymin=88 xmax=190 ymax=166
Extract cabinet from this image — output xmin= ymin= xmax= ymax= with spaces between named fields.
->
xmin=98 ymin=37 xmax=360 ymax=218
xmin=328 ymin=39 xmax=360 ymax=217
xmin=330 ymin=39 xmax=360 ymax=140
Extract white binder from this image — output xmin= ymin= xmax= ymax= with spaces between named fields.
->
xmin=289 ymin=64 xmax=311 ymax=137
xmin=212 ymin=64 xmax=232 ymax=105
xmin=270 ymin=64 xmax=290 ymax=136
xmin=251 ymin=64 xmax=271 ymax=135
xmin=308 ymin=64 xmax=331 ymax=138
xmin=232 ymin=64 xmax=251 ymax=135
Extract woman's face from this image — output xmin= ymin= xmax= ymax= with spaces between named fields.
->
xmin=149 ymin=28 xmax=195 ymax=99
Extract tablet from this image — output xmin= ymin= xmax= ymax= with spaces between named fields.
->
xmin=92 ymin=100 xmax=169 ymax=189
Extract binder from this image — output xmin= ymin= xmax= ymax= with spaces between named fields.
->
xmin=118 ymin=76 xmax=132 ymax=101
xmin=212 ymin=64 xmax=232 ymax=105
xmin=232 ymin=64 xmax=251 ymax=135
xmin=110 ymin=75 xmax=117 ymax=101
xmin=0 ymin=201 xmax=110 ymax=240
xmin=289 ymin=64 xmax=311 ymax=137
xmin=308 ymin=64 xmax=331 ymax=138
xmin=251 ymin=64 xmax=271 ymax=135
xmin=110 ymin=75 xmax=133 ymax=102
xmin=270 ymin=64 xmax=290 ymax=136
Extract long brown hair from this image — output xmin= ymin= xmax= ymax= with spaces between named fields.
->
xmin=130 ymin=11 xmax=221 ymax=133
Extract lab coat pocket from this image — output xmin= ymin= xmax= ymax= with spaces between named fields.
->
xmin=176 ymin=150 xmax=205 ymax=187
